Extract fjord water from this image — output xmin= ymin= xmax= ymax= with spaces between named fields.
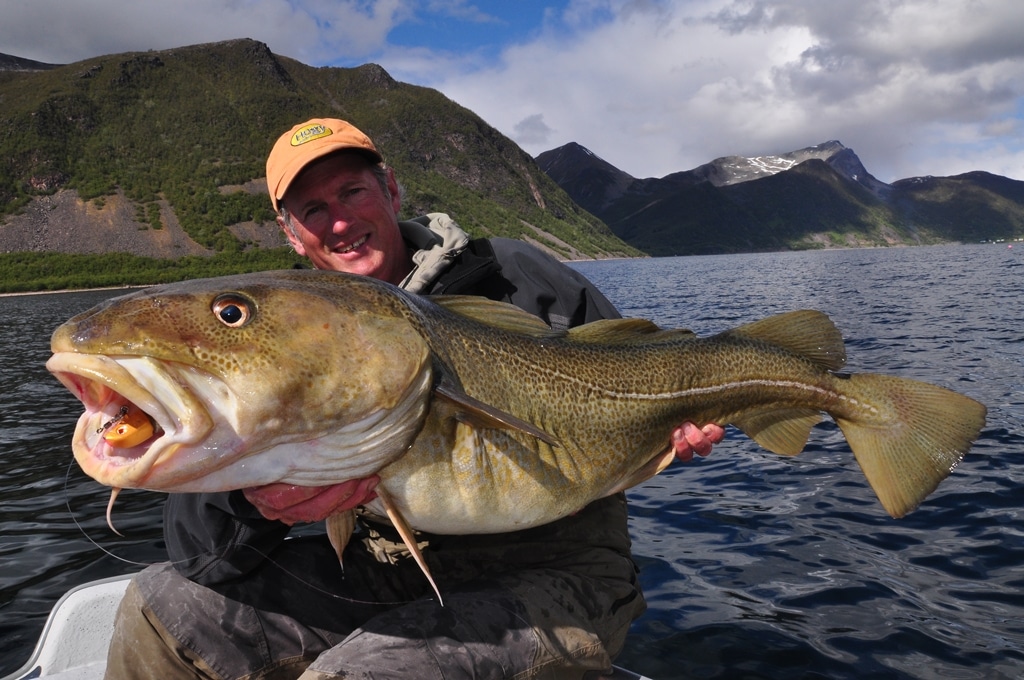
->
xmin=1 ymin=244 xmax=1021 ymax=678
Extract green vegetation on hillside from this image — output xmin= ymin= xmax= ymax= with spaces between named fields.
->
xmin=0 ymin=40 xmax=636 ymax=291
xmin=891 ymin=173 xmax=1024 ymax=242
xmin=0 ymin=248 xmax=305 ymax=294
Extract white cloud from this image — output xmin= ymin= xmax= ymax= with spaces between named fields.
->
xmin=513 ymin=113 xmax=555 ymax=146
xmin=424 ymin=0 xmax=500 ymax=23
xmin=4 ymin=0 xmax=1023 ymax=181
xmin=397 ymin=0 xmax=1024 ymax=181
xmin=0 ymin=0 xmax=411 ymax=65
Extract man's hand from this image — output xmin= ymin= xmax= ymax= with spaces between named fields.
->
xmin=671 ymin=423 xmax=725 ymax=462
xmin=243 ymin=476 xmax=379 ymax=525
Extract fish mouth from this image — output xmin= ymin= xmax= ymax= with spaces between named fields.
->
xmin=46 ymin=352 xmax=218 ymax=489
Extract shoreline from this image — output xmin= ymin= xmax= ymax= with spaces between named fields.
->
xmin=0 ymin=285 xmax=149 ymax=299
xmin=0 ymin=241 xmax=994 ymax=298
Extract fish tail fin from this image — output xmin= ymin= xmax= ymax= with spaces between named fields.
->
xmin=833 ymin=373 xmax=986 ymax=518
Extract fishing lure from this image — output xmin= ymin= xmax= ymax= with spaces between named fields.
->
xmin=98 ymin=404 xmax=154 ymax=448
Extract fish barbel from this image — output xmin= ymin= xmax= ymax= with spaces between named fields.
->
xmin=47 ymin=269 xmax=986 ymax=597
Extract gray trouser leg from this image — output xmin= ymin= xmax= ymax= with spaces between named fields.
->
xmin=300 ymin=568 xmax=628 ymax=680
xmin=106 ymin=576 xmax=223 ymax=680
xmin=105 ymin=564 xmax=344 ymax=680
xmin=106 ymin=555 xmax=640 ymax=680
xmin=106 ymin=498 xmax=644 ymax=679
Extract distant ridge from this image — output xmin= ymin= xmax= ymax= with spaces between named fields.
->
xmin=3 ymin=40 xmax=1020 ymax=270
xmin=537 ymin=141 xmax=1024 ymax=255
xmin=0 ymin=52 xmax=61 ymax=72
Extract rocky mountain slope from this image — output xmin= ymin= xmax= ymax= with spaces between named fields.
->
xmin=537 ymin=141 xmax=1023 ymax=255
xmin=0 ymin=40 xmax=638 ymax=263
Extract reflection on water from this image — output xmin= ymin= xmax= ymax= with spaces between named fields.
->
xmin=1 ymin=245 xmax=1022 ymax=678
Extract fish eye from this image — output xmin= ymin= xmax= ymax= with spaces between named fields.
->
xmin=212 ymin=294 xmax=254 ymax=328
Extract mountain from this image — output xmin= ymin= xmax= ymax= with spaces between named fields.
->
xmin=0 ymin=53 xmax=60 ymax=72
xmin=532 ymin=142 xmax=635 ymax=214
xmin=890 ymin=171 xmax=1024 ymax=243
xmin=691 ymin=140 xmax=891 ymax=197
xmin=537 ymin=141 xmax=1022 ymax=255
xmin=0 ymin=41 xmax=639 ymax=268
xmin=4 ymin=39 xmax=1018 ymax=282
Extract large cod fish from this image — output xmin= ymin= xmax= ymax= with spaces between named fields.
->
xmin=48 ymin=270 xmax=985 ymax=599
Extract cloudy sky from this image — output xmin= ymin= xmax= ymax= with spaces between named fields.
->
xmin=3 ymin=0 xmax=1024 ymax=182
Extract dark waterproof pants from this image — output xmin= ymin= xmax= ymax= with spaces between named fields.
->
xmin=104 ymin=498 xmax=646 ymax=679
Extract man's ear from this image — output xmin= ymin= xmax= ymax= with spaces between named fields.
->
xmin=386 ymin=166 xmax=401 ymax=214
xmin=279 ymin=215 xmax=307 ymax=256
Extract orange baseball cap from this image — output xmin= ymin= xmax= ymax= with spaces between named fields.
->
xmin=266 ymin=118 xmax=384 ymax=211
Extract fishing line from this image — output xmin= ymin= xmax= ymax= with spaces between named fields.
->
xmin=64 ymin=458 xmax=152 ymax=568
xmin=62 ymin=459 xmax=419 ymax=607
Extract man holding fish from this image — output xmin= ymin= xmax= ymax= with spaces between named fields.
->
xmin=103 ymin=118 xmax=724 ymax=679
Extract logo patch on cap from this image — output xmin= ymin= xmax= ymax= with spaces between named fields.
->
xmin=290 ymin=124 xmax=333 ymax=147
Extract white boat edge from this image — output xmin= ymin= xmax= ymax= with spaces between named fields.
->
xmin=3 ymin=574 xmax=133 ymax=680
xmin=3 ymin=574 xmax=653 ymax=680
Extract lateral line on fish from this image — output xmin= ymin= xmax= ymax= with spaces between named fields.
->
xmin=474 ymin=341 xmax=863 ymax=406
xmin=525 ymin=370 xmax=879 ymax=414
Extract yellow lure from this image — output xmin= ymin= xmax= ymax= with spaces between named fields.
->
xmin=103 ymin=406 xmax=154 ymax=448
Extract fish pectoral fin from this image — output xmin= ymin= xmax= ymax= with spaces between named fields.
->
xmin=605 ymin=448 xmax=678 ymax=495
xmin=733 ymin=408 xmax=822 ymax=456
xmin=434 ymin=379 xmax=560 ymax=447
xmin=325 ymin=510 xmax=357 ymax=572
xmin=377 ymin=487 xmax=444 ymax=607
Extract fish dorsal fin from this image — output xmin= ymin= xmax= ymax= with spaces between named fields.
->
xmin=434 ymin=375 xmax=560 ymax=447
xmin=724 ymin=310 xmax=846 ymax=371
xmin=568 ymin=318 xmax=695 ymax=345
xmin=431 ymin=296 xmax=562 ymax=338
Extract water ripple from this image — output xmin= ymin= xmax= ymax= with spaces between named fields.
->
xmin=575 ymin=245 xmax=1023 ymax=679
xmin=1 ymin=248 xmax=1022 ymax=677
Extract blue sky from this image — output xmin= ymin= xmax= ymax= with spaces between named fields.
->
xmin=3 ymin=0 xmax=1024 ymax=182
xmin=386 ymin=2 xmax=553 ymax=57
